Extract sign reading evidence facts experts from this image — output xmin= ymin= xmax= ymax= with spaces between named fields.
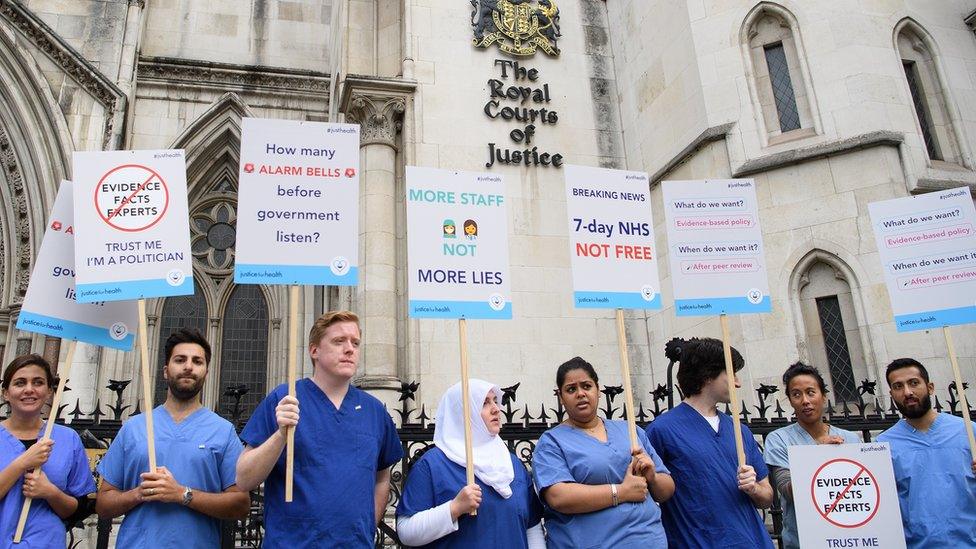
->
xmin=662 ymin=180 xmax=770 ymax=316
xmin=564 ymin=165 xmax=661 ymax=309
xmin=406 ymin=167 xmax=511 ymax=319
xmin=235 ymin=118 xmax=360 ymax=285
xmin=72 ymin=150 xmax=193 ymax=303
xmin=868 ymin=187 xmax=976 ymax=332
xmin=790 ymin=443 xmax=905 ymax=549
xmin=17 ymin=181 xmax=137 ymax=350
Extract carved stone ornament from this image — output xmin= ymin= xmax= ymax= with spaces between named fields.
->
xmin=0 ymin=125 xmax=31 ymax=303
xmin=471 ymin=0 xmax=561 ymax=57
xmin=137 ymin=56 xmax=331 ymax=96
xmin=345 ymin=95 xmax=406 ymax=149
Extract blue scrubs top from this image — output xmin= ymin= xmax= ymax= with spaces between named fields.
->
xmin=0 ymin=423 xmax=95 ymax=549
xmin=877 ymin=412 xmax=976 ymax=548
xmin=763 ymin=422 xmax=860 ymax=549
xmin=532 ymin=419 xmax=670 ymax=548
xmin=97 ymin=406 xmax=243 ymax=549
xmin=241 ymin=380 xmax=403 ymax=549
xmin=397 ymin=447 xmax=542 ymax=548
xmin=645 ymin=402 xmax=773 ymax=549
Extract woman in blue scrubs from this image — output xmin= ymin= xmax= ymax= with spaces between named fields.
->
xmin=0 ymin=354 xmax=96 ymax=548
xmin=532 ymin=357 xmax=674 ymax=548
xmin=396 ymin=379 xmax=544 ymax=548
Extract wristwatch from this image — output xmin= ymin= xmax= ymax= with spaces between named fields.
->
xmin=181 ymin=486 xmax=194 ymax=506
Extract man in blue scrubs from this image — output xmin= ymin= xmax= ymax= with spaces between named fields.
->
xmin=237 ymin=310 xmax=403 ymax=548
xmin=96 ymin=329 xmax=250 ymax=548
xmin=645 ymin=337 xmax=774 ymax=548
xmin=877 ymin=358 xmax=976 ymax=548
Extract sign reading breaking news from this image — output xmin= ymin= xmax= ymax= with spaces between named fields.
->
xmin=564 ymin=165 xmax=661 ymax=309
xmin=790 ymin=443 xmax=905 ymax=549
xmin=406 ymin=166 xmax=511 ymax=319
xmin=72 ymin=150 xmax=193 ymax=302
xmin=662 ymin=180 xmax=770 ymax=316
xmin=868 ymin=187 xmax=976 ymax=331
xmin=17 ymin=181 xmax=137 ymax=349
xmin=234 ymin=117 xmax=360 ymax=285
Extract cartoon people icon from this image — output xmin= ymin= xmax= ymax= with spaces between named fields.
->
xmin=464 ymin=219 xmax=478 ymax=240
xmin=443 ymin=219 xmax=457 ymax=239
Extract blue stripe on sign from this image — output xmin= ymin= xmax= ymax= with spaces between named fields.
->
xmin=234 ymin=264 xmax=359 ymax=286
xmin=16 ymin=310 xmax=135 ymax=350
xmin=409 ymin=300 xmax=512 ymax=320
xmin=674 ymin=296 xmax=772 ymax=316
xmin=894 ymin=305 xmax=976 ymax=332
xmin=573 ymin=291 xmax=663 ymax=310
xmin=75 ymin=276 xmax=194 ymax=303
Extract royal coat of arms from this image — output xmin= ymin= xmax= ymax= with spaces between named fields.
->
xmin=471 ymin=0 xmax=561 ymax=57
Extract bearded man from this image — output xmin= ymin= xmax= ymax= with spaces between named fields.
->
xmin=96 ymin=328 xmax=249 ymax=547
xmin=878 ymin=358 xmax=976 ymax=548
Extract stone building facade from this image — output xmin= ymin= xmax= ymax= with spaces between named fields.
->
xmin=1 ymin=0 xmax=976 ymax=426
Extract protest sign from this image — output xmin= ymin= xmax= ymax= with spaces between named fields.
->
xmin=234 ymin=117 xmax=360 ymax=285
xmin=16 ymin=181 xmax=137 ymax=350
xmin=564 ymin=165 xmax=661 ymax=310
xmin=662 ymin=179 xmax=770 ymax=316
xmin=790 ymin=443 xmax=905 ymax=549
xmin=406 ymin=166 xmax=511 ymax=319
xmin=72 ymin=150 xmax=193 ymax=303
xmin=867 ymin=187 xmax=976 ymax=332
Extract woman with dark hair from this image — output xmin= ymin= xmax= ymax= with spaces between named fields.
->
xmin=0 ymin=354 xmax=96 ymax=547
xmin=763 ymin=362 xmax=860 ymax=549
xmin=532 ymin=357 xmax=674 ymax=548
xmin=396 ymin=379 xmax=543 ymax=548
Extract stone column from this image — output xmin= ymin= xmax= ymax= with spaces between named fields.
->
xmin=341 ymin=77 xmax=415 ymax=409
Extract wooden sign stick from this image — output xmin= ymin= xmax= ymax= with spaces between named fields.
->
xmin=285 ymin=285 xmax=299 ymax=502
xmin=615 ymin=309 xmax=639 ymax=451
xmin=138 ymin=299 xmax=158 ymax=472
xmin=720 ymin=314 xmax=746 ymax=468
xmin=458 ymin=318 xmax=477 ymax=516
xmin=12 ymin=340 xmax=78 ymax=543
xmin=943 ymin=326 xmax=976 ymax=461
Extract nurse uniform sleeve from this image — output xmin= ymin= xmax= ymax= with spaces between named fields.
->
xmin=378 ymin=412 xmax=404 ymax=470
xmin=762 ymin=429 xmax=789 ymax=468
xmin=240 ymin=387 xmax=281 ymax=448
xmin=96 ymin=422 xmax=128 ymax=488
xmin=65 ymin=432 xmax=97 ymax=496
xmin=518 ymin=460 xmax=544 ymax=527
xmin=743 ymin=424 xmax=769 ymax=481
xmin=637 ymin=427 xmax=670 ymax=476
xmin=531 ymin=432 xmax=574 ymax=493
xmin=220 ymin=424 xmax=245 ymax=490
xmin=396 ymin=457 xmax=435 ymax=517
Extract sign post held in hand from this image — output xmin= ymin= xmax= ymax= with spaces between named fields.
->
xmin=234 ymin=118 xmax=361 ymax=502
xmin=14 ymin=180 xmax=138 ymax=543
xmin=662 ymin=179 xmax=770 ymax=467
xmin=868 ymin=187 xmax=976 ymax=459
xmin=564 ymin=165 xmax=661 ymax=449
xmin=406 ymin=166 xmax=512 ymax=512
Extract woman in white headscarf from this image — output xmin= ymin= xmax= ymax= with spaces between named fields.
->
xmin=396 ymin=379 xmax=545 ymax=548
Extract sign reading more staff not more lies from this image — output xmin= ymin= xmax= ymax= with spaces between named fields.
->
xmin=564 ymin=165 xmax=661 ymax=309
xmin=790 ymin=443 xmax=905 ymax=549
xmin=72 ymin=150 xmax=193 ymax=303
xmin=17 ymin=181 xmax=138 ymax=350
xmin=234 ymin=117 xmax=360 ymax=286
xmin=406 ymin=166 xmax=512 ymax=319
xmin=868 ymin=187 xmax=976 ymax=331
xmin=662 ymin=180 xmax=770 ymax=316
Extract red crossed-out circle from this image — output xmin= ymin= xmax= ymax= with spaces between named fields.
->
xmin=93 ymin=164 xmax=170 ymax=232
xmin=810 ymin=458 xmax=881 ymax=529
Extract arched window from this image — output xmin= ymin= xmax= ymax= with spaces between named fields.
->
xmin=217 ymin=284 xmax=269 ymax=428
xmin=895 ymin=20 xmax=960 ymax=164
xmin=154 ymin=282 xmax=208 ymax=406
xmin=742 ymin=3 xmax=816 ymax=144
xmin=795 ymin=261 xmax=868 ymax=403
